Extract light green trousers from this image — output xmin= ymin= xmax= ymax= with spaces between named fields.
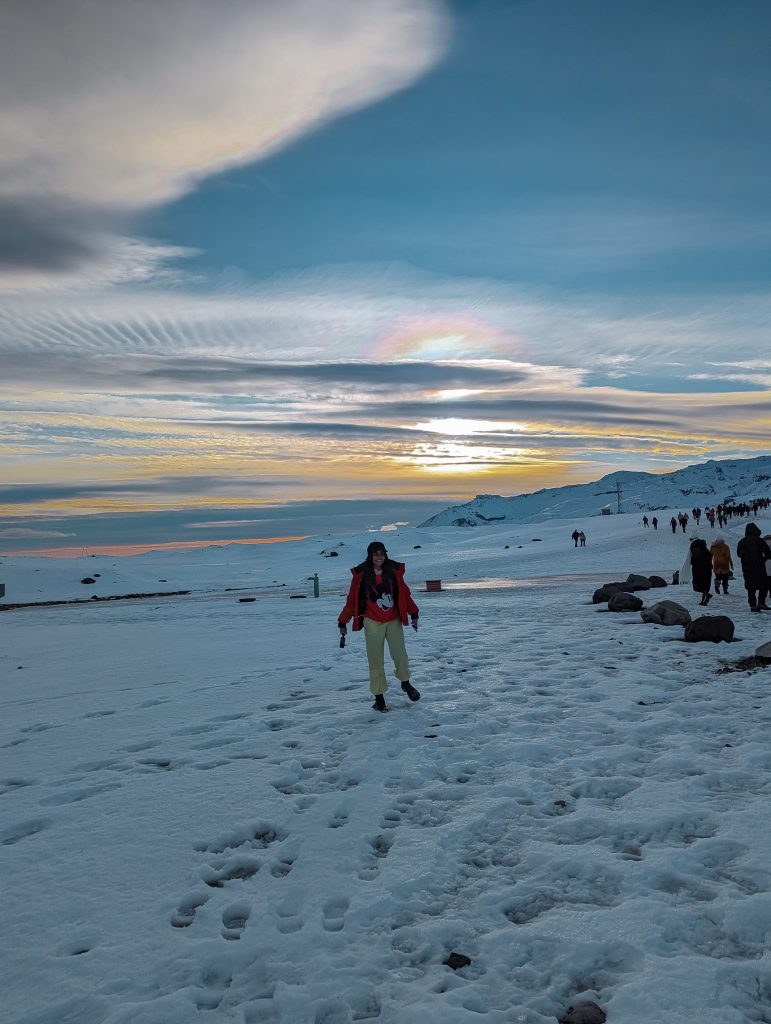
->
xmin=362 ymin=617 xmax=410 ymax=695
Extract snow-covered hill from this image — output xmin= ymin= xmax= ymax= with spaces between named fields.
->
xmin=419 ymin=455 xmax=771 ymax=527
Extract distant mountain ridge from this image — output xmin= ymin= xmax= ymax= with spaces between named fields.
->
xmin=418 ymin=456 xmax=771 ymax=527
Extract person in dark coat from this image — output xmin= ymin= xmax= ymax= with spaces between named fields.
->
xmin=736 ymin=522 xmax=771 ymax=611
xmin=689 ymin=538 xmax=713 ymax=605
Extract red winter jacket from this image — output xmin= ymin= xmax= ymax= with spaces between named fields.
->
xmin=338 ymin=560 xmax=419 ymax=631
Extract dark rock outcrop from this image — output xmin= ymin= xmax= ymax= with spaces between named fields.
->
xmin=641 ymin=600 xmax=691 ymax=626
xmin=625 ymin=573 xmax=652 ymax=590
xmin=684 ymin=615 xmax=735 ymax=643
xmin=608 ymin=592 xmax=644 ymax=612
xmin=558 ymin=1002 xmax=607 ymax=1024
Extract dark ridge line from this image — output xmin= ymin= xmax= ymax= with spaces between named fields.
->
xmin=0 ymin=590 xmax=191 ymax=612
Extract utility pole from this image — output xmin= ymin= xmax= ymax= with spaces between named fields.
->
xmin=594 ymin=480 xmax=623 ymax=514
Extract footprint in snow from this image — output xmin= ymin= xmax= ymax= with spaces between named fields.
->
xmin=0 ymin=777 xmax=36 ymax=795
xmin=275 ymin=890 xmax=305 ymax=934
xmin=201 ymin=856 xmax=260 ymax=887
xmin=2 ymin=817 xmax=52 ymax=846
xmin=328 ymin=806 xmax=350 ymax=829
xmin=322 ymin=896 xmax=350 ymax=932
xmin=270 ymin=847 xmax=297 ymax=878
xmin=171 ymin=892 xmax=209 ymax=929
xmin=221 ymin=902 xmax=250 ymax=940
xmin=358 ymin=834 xmax=394 ymax=880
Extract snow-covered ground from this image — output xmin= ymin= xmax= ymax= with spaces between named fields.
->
xmin=3 ymin=510 xmax=771 ymax=1024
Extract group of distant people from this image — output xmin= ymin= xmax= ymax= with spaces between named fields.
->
xmin=686 ymin=524 xmax=771 ymax=612
xmin=570 ymin=529 xmax=586 ymax=547
xmin=658 ymin=500 xmax=770 ymax=534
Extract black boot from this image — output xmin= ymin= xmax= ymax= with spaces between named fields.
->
xmin=372 ymin=693 xmax=389 ymax=712
xmin=401 ymin=680 xmax=421 ymax=702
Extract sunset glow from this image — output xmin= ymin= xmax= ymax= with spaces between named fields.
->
xmin=2 ymin=0 xmax=770 ymax=552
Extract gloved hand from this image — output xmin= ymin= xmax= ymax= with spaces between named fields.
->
xmin=411 ymin=616 xmax=419 ymax=632
xmin=338 ymin=623 xmax=347 ymax=636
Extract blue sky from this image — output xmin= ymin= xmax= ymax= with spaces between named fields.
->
xmin=1 ymin=0 xmax=771 ymax=553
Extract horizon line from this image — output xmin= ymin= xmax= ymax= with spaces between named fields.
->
xmin=0 ymin=536 xmax=310 ymax=559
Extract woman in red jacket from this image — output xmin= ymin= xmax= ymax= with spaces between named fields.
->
xmin=338 ymin=540 xmax=420 ymax=712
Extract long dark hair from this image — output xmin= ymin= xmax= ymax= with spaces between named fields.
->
xmin=354 ymin=550 xmax=400 ymax=619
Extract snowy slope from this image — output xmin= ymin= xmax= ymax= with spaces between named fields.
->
xmin=419 ymin=455 xmax=771 ymax=527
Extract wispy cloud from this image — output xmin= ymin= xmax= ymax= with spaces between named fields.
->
xmin=0 ymin=527 xmax=74 ymax=539
xmin=4 ymin=265 xmax=771 ymax=383
xmin=2 ymin=264 xmax=769 ymax=513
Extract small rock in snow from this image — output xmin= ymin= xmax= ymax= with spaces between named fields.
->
xmin=444 ymin=952 xmax=471 ymax=970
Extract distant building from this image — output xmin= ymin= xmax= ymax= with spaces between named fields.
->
xmin=600 ymin=504 xmax=612 ymax=515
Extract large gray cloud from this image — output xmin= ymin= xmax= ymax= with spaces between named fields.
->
xmin=0 ymin=0 xmax=448 ymax=280
xmin=0 ymin=199 xmax=110 ymax=271
xmin=0 ymin=475 xmax=297 ymax=506
xmin=0 ymin=351 xmax=531 ymax=393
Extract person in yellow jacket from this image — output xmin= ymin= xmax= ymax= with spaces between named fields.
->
xmin=710 ymin=536 xmax=733 ymax=595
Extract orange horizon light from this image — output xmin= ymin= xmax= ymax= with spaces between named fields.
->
xmin=0 ymin=536 xmax=309 ymax=559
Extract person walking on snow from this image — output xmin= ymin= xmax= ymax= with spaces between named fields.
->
xmin=651 ymin=516 xmax=658 ymax=530
xmin=710 ymin=536 xmax=733 ymax=594
xmin=338 ymin=540 xmax=420 ymax=712
xmin=689 ymin=537 xmax=713 ymax=606
xmin=571 ymin=529 xmax=580 ymax=547
xmin=736 ymin=522 xmax=771 ymax=612
xmin=579 ymin=531 xmax=586 ymax=546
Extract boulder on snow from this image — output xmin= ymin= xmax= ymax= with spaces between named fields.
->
xmin=648 ymin=575 xmax=668 ymax=587
xmin=558 ymin=1002 xmax=607 ymax=1024
xmin=608 ymin=592 xmax=644 ymax=612
xmin=592 ymin=584 xmax=623 ymax=603
xmin=641 ymin=600 xmax=691 ymax=626
xmin=80 ymin=577 xmax=96 ymax=584
xmin=754 ymin=640 xmax=771 ymax=659
xmin=625 ymin=573 xmax=652 ymax=590
xmin=684 ymin=615 xmax=735 ymax=643
xmin=608 ymin=579 xmax=650 ymax=592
